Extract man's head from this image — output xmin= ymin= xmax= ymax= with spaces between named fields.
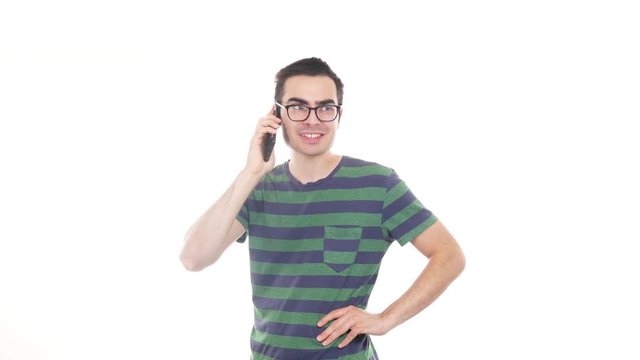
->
xmin=274 ymin=58 xmax=344 ymax=158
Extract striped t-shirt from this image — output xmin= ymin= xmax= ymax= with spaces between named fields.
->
xmin=236 ymin=156 xmax=437 ymax=360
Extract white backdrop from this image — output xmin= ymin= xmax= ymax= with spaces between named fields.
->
xmin=1 ymin=1 xmax=639 ymax=359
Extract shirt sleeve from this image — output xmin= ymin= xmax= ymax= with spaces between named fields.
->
xmin=382 ymin=170 xmax=437 ymax=246
xmin=235 ymin=193 xmax=251 ymax=243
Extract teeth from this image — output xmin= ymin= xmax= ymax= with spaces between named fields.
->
xmin=301 ymin=133 xmax=321 ymax=139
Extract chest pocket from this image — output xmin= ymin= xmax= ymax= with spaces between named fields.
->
xmin=323 ymin=226 xmax=362 ymax=272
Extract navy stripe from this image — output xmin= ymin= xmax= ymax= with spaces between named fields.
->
xmin=250 ymin=249 xmax=385 ymax=264
xmin=249 ymin=225 xmax=325 ymax=239
xmin=253 ymin=295 xmax=371 ymax=314
xmin=341 ymin=156 xmax=378 ymax=167
xmin=251 ymin=273 xmax=377 ymax=289
xmin=238 ymin=208 xmax=249 ymax=221
xmin=251 ymin=250 xmax=321 ymax=263
xmin=361 ymin=227 xmax=384 ymax=239
xmin=357 ymin=251 xmax=386 ymax=264
xmin=324 ymin=239 xmax=359 ymax=251
xmin=250 ymin=335 xmax=369 ymax=360
xmin=382 ymin=191 xmax=417 ymax=222
xmin=255 ymin=175 xmax=388 ymax=191
xmin=247 ymin=199 xmax=383 ymax=216
xmin=392 ymin=209 xmax=433 ymax=240
xmin=385 ymin=171 xmax=402 ymax=191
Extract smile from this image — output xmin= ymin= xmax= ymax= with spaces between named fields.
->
xmin=300 ymin=133 xmax=323 ymax=139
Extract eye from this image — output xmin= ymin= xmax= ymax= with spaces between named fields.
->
xmin=290 ymin=104 xmax=307 ymax=111
xmin=319 ymin=105 xmax=336 ymax=112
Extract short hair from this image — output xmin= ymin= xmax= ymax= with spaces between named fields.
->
xmin=274 ymin=57 xmax=344 ymax=104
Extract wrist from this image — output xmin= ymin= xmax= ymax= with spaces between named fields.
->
xmin=237 ymin=168 xmax=265 ymax=186
xmin=379 ymin=309 xmax=400 ymax=334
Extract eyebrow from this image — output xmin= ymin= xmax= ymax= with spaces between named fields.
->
xmin=285 ymin=97 xmax=337 ymax=105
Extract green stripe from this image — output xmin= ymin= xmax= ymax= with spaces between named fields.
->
xmin=248 ymin=213 xmax=380 ymax=227
xmin=249 ymin=238 xmax=389 ymax=252
xmin=334 ymin=165 xmax=390 ymax=178
xmin=250 ymin=262 xmax=381 ymax=276
xmin=339 ymin=347 xmax=374 ymax=360
xmin=324 ymin=250 xmax=356 ymax=264
xmin=325 ymin=226 xmax=362 ymax=239
xmin=255 ymin=308 xmax=324 ymax=324
xmin=253 ymin=284 xmax=374 ymax=301
xmin=397 ymin=215 xmax=438 ymax=246
xmin=265 ymin=172 xmax=289 ymax=182
xmin=384 ymin=181 xmax=409 ymax=207
xmin=259 ymin=188 xmax=386 ymax=203
xmin=236 ymin=213 xmax=248 ymax=229
xmin=251 ymin=351 xmax=275 ymax=360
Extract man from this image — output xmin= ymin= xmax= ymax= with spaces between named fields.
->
xmin=181 ymin=57 xmax=465 ymax=359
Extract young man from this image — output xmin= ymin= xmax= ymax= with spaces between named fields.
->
xmin=181 ymin=57 xmax=465 ymax=359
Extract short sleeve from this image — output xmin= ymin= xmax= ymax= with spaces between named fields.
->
xmin=235 ymin=194 xmax=252 ymax=243
xmin=382 ymin=170 xmax=437 ymax=246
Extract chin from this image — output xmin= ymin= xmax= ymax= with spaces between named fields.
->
xmin=291 ymin=146 xmax=329 ymax=158
xmin=284 ymin=133 xmax=335 ymax=157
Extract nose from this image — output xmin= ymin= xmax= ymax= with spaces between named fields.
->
xmin=304 ymin=109 xmax=322 ymax=125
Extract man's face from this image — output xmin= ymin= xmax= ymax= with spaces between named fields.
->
xmin=279 ymin=75 xmax=341 ymax=158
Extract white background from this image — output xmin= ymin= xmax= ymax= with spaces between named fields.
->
xmin=1 ymin=1 xmax=639 ymax=359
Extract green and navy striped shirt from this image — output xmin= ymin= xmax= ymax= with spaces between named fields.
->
xmin=237 ymin=156 xmax=437 ymax=360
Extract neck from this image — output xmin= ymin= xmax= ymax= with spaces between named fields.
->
xmin=289 ymin=152 xmax=342 ymax=184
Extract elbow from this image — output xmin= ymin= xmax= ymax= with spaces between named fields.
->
xmin=180 ymin=251 xmax=211 ymax=272
xmin=181 ymin=257 xmax=204 ymax=272
xmin=433 ymin=244 xmax=466 ymax=279
xmin=452 ymin=247 xmax=466 ymax=277
xmin=180 ymin=233 xmax=217 ymax=272
xmin=457 ymin=252 xmax=466 ymax=276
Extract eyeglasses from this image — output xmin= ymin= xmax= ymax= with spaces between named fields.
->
xmin=275 ymin=102 xmax=341 ymax=122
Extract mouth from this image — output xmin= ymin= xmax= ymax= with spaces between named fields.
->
xmin=298 ymin=132 xmax=325 ymax=143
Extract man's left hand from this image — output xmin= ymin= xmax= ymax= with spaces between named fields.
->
xmin=316 ymin=306 xmax=390 ymax=348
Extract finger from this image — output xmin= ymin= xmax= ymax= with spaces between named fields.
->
xmin=318 ymin=314 xmax=353 ymax=345
xmin=320 ymin=320 xmax=352 ymax=347
xmin=317 ymin=316 xmax=341 ymax=342
xmin=264 ymin=117 xmax=282 ymax=128
xmin=259 ymin=117 xmax=281 ymax=129
xmin=255 ymin=120 xmax=280 ymax=136
xmin=261 ymin=112 xmax=281 ymax=123
xmin=317 ymin=307 xmax=349 ymax=327
xmin=259 ymin=127 xmax=278 ymax=137
xmin=265 ymin=105 xmax=283 ymax=123
xmin=338 ymin=330 xmax=359 ymax=349
xmin=267 ymin=105 xmax=276 ymax=116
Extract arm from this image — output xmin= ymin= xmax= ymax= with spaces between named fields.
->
xmin=316 ymin=220 xmax=465 ymax=347
xmin=180 ymin=172 xmax=259 ymax=272
xmin=179 ymin=108 xmax=281 ymax=271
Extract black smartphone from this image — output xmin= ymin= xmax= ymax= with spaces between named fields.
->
xmin=262 ymin=107 xmax=279 ymax=162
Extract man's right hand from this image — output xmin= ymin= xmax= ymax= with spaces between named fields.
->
xmin=244 ymin=106 xmax=282 ymax=176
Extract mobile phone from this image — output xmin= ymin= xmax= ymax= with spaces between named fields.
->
xmin=262 ymin=107 xmax=278 ymax=162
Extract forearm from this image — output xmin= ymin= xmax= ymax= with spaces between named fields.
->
xmin=180 ymin=169 xmax=262 ymax=270
xmin=381 ymin=250 xmax=465 ymax=331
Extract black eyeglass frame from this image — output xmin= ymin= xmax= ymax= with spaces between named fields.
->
xmin=274 ymin=102 xmax=342 ymax=122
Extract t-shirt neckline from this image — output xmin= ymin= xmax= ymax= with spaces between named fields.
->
xmin=284 ymin=155 xmax=347 ymax=188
